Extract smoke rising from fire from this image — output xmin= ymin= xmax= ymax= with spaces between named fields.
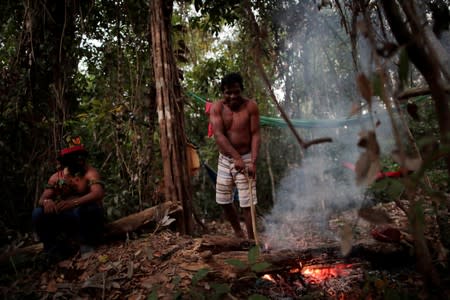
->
xmin=261 ymin=5 xmax=401 ymax=250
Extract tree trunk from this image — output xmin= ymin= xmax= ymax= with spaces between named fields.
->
xmin=149 ymin=0 xmax=193 ymax=234
xmin=381 ymin=0 xmax=450 ymax=179
xmin=380 ymin=0 xmax=449 ymax=291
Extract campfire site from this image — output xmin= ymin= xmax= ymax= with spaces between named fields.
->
xmin=2 ymin=194 xmax=450 ymax=299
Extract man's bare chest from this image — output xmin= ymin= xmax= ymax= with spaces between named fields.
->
xmin=222 ymin=108 xmax=250 ymax=130
xmin=55 ymin=172 xmax=90 ymax=198
xmin=67 ymin=175 xmax=90 ymax=194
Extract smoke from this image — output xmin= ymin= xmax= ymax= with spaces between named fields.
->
xmin=261 ymin=5 xmax=404 ymax=250
xmin=262 ymin=154 xmax=360 ymax=250
xmin=262 ymin=114 xmax=399 ymax=250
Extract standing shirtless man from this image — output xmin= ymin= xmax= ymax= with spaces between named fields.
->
xmin=209 ymin=73 xmax=261 ymax=239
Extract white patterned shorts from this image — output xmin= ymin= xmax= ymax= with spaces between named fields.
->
xmin=216 ymin=153 xmax=257 ymax=208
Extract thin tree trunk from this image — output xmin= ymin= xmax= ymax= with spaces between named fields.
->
xmin=380 ymin=0 xmax=449 ymax=292
xmin=149 ymin=0 xmax=193 ymax=234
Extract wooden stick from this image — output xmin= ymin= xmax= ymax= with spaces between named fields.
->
xmin=303 ymin=137 xmax=333 ymax=149
xmin=396 ymin=85 xmax=450 ymax=100
xmin=247 ymin=175 xmax=259 ymax=247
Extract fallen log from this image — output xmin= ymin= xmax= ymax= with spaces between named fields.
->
xmin=192 ymin=241 xmax=413 ymax=280
xmin=104 ymin=201 xmax=182 ymax=237
xmin=199 ymin=235 xmax=256 ymax=253
xmin=0 ymin=243 xmax=44 ymax=265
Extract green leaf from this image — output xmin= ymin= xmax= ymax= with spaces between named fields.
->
xmin=191 ymin=268 xmax=209 ymax=285
xmin=250 ymin=262 xmax=271 ymax=273
xmin=370 ymin=178 xmax=404 ymax=201
xmin=384 ymin=178 xmax=405 ymax=200
xmin=211 ymin=283 xmax=230 ymax=295
xmin=147 ymin=286 xmax=159 ymax=300
xmin=248 ymin=246 xmax=260 ymax=265
xmin=224 ymin=258 xmax=247 ymax=270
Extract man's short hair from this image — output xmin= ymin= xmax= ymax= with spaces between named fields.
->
xmin=220 ymin=73 xmax=244 ymax=92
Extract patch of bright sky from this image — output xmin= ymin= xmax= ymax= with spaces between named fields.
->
xmin=174 ymin=2 xmax=238 ymax=59
xmin=78 ymin=34 xmax=102 ymax=74
xmin=206 ymin=24 xmax=237 ymax=59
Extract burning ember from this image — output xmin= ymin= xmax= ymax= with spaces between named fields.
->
xmin=300 ymin=263 xmax=352 ymax=283
xmin=261 ymin=261 xmax=362 ymax=298
xmin=262 ymin=274 xmax=277 ymax=283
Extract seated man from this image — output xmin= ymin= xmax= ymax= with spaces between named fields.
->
xmin=32 ymin=136 xmax=105 ymax=261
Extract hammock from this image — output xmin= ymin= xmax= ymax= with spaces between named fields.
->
xmin=188 ymin=91 xmax=429 ymax=129
xmin=188 ymin=91 xmax=372 ymax=129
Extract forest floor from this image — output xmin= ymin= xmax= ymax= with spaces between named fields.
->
xmin=1 ymin=201 xmax=450 ymax=300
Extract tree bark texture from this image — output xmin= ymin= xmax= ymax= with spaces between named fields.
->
xmin=149 ymin=0 xmax=193 ymax=234
xmin=29 ymin=0 xmax=79 ymax=150
xmin=381 ymin=0 xmax=450 ymax=178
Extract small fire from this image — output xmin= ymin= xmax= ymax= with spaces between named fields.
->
xmin=300 ymin=263 xmax=352 ymax=283
xmin=262 ymin=274 xmax=276 ymax=283
xmin=262 ymin=262 xmax=356 ymax=286
xmin=261 ymin=262 xmax=359 ymax=298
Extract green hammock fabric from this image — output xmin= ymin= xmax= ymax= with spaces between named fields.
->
xmin=188 ymin=92 xmax=372 ymax=129
xmin=188 ymin=92 xmax=428 ymax=129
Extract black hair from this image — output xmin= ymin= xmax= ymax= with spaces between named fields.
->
xmin=220 ymin=73 xmax=244 ymax=92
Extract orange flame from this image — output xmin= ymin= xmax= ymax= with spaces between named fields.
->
xmin=262 ymin=274 xmax=276 ymax=283
xmin=301 ymin=263 xmax=352 ymax=282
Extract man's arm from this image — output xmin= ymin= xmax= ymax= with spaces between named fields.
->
xmin=56 ymin=168 xmax=105 ymax=212
xmin=210 ymin=101 xmax=242 ymax=161
xmin=72 ymin=169 xmax=105 ymax=206
xmin=38 ymin=173 xmax=58 ymax=213
xmin=39 ymin=186 xmax=55 ymax=206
